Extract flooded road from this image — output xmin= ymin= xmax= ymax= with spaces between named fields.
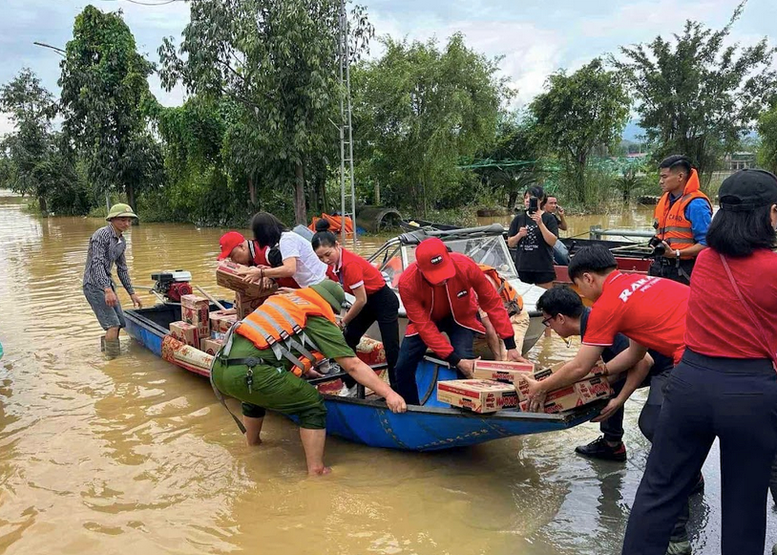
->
xmin=0 ymin=191 xmax=774 ymax=554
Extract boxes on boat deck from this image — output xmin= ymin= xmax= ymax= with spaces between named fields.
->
xmin=472 ymin=360 xmax=536 ymax=383
xmin=512 ymin=359 xmax=608 ymax=402
xmin=518 ymin=375 xmax=613 ymax=414
xmin=437 ymin=379 xmax=518 ymax=413
xmin=216 ymin=261 xmax=277 ymax=298
xmin=169 ymin=321 xmax=199 ymax=347
xmin=181 ymin=294 xmax=211 ymax=338
xmin=209 ymin=310 xmax=237 ymax=334
xmin=200 ymin=337 xmax=225 ymax=356
xmin=234 ymin=292 xmax=266 ymax=319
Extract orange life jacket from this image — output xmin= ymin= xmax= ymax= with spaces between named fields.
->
xmin=233 ymin=287 xmax=336 ymax=376
xmin=478 ymin=264 xmax=524 ymax=314
xmin=653 ymin=169 xmax=711 ymax=254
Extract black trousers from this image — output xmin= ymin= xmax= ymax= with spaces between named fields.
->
xmin=622 ymin=350 xmax=777 ymax=555
xmin=648 ymin=258 xmax=695 ymax=286
xmin=600 ymin=367 xmax=670 ymax=443
xmin=342 ymin=285 xmax=400 ymax=388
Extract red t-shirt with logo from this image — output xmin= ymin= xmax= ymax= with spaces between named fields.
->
xmin=582 ymin=271 xmax=689 ymax=364
xmin=685 ymin=248 xmax=777 ymax=361
xmin=335 ymin=248 xmax=386 ymax=295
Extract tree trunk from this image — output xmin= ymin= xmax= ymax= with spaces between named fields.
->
xmin=374 ymin=180 xmax=381 ymax=205
xmin=248 ymin=174 xmax=257 ymax=206
xmin=507 ymin=191 xmax=518 ymax=211
xmin=38 ymin=195 xmax=48 ymax=216
xmin=294 ymin=161 xmax=306 ymax=224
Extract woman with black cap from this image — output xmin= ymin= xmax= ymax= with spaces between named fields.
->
xmin=622 ymin=169 xmax=777 ymax=555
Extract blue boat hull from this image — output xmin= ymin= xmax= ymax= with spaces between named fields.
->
xmin=125 ymin=306 xmax=601 ymax=451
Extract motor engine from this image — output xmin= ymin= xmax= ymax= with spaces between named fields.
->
xmin=151 ymin=270 xmax=193 ymax=302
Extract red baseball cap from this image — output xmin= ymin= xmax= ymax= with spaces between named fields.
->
xmin=416 ymin=238 xmax=456 ymax=285
xmin=218 ymin=231 xmax=245 ymax=260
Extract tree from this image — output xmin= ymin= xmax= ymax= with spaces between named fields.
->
xmin=468 ymin=111 xmax=546 ymax=209
xmin=0 ymin=69 xmax=58 ymax=213
xmin=530 ymin=58 xmax=630 ymax=205
xmin=757 ymin=104 xmax=777 ymax=174
xmin=611 ymin=2 xmax=777 ymax=181
xmin=352 ymin=34 xmax=509 ymax=214
xmin=59 ymin=5 xmax=163 ymax=212
xmin=159 ymin=0 xmax=371 ymax=224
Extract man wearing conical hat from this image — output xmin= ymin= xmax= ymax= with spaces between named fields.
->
xmin=82 ymin=203 xmax=143 ymax=357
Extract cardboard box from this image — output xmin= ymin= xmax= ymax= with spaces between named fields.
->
xmin=519 ymin=375 xmax=613 ymax=414
xmin=235 ymin=291 xmax=266 ymax=319
xmin=169 ymin=321 xmax=199 ymax=347
xmin=436 ymin=379 xmax=518 ymax=413
xmin=216 ymin=261 xmax=277 ymax=298
xmin=472 ymin=360 xmax=536 ymax=383
xmin=200 ymin=337 xmax=225 ymax=356
xmin=181 ymin=294 xmax=211 ymax=339
xmin=209 ymin=310 xmax=237 ymax=334
xmin=512 ymin=360 xmax=608 ymax=402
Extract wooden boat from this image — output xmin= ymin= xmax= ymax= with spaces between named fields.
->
xmin=124 ymin=302 xmax=602 ymax=451
xmin=366 ymin=224 xmax=549 ymax=355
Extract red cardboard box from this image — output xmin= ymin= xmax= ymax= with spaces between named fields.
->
xmin=200 ymin=337 xmax=225 ymax=356
xmin=169 ymin=321 xmax=199 ymax=347
xmin=181 ymin=294 xmax=211 ymax=339
xmin=235 ymin=291 xmax=266 ymax=319
xmin=512 ymin=360 xmax=608 ymax=402
xmin=519 ymin=375 xmax=613 ymax=414
xmin=216 ymin=261 xmax=277 ymax=298
xmin=209 ymin=310 xmax=237 ymax=334
xmin=437 ymin=379 xmax=518 ymax=414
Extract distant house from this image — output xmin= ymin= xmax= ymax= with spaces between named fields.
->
xmin=723 ymin=152 xmax=756 ymax=171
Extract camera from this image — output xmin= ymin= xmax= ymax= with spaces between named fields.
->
xmin=528 ymin=197 xmax=539 ymax=214
xmin=648 ymin=236 xmax=666 ymax=257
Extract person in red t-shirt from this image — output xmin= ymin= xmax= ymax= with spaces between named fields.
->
xmin=395 ymin=238 xmax=527 ymax=405
xmin=623 ymin=169 xmax=777 ymax=555
xmin=217 ymin=230 xmax=299 ymax=289
xmin=311 ymin=226 xmax=400 ymax=388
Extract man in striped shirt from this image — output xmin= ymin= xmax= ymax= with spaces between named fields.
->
xmin=83 ymin=203 xmax=143 ymax=356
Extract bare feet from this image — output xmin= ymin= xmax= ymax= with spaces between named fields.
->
xmin=245 ymin=437 xmax=263 ymax=447
xmin=308 ymin=466 xmax=332 ymax=476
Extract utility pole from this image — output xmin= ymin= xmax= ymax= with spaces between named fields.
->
xmin=337 ymin=0 xmax=356 ymax=247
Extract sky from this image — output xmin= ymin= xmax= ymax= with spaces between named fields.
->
xmin=1 ymin=0 xmax=776 ymax=138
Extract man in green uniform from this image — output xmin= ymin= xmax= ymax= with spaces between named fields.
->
xmin=210 ymin=280 xmax=406 ymax=475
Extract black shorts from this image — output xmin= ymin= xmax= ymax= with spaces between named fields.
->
xmin=518 ymin=270 xmax=556 ymax=285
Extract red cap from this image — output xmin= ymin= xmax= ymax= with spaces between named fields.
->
xmin=416 ymin=238 xmax=456 ymax=285
xmin=218 ymin=231 xmax=245 ymax=260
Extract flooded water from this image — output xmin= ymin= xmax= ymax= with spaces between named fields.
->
xmin=0 ymin=191 xmax=774 ymax=554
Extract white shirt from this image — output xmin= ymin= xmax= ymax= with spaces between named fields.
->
xmin=279 ymin=231 xmax=328 ymax=287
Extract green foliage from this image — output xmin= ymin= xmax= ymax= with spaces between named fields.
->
xmin=159 ymin=0 xmax=372 ymax=224
xmin=611 ymin=2 xmax=777 ymax=181
xmin=59 ymin=5 xmax=163 ymax=210
xmin=352 ymin=34 xmax=509 ymax=215
xmin=757 ymin=104 xmax=777 ymax=174
xmin=530 ymin=58 xmax=630 ymax=207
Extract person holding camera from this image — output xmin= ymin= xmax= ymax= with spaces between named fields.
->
xmin=649 ymin=155 xmax=712 ymax=285
xmin=507 ymin=186 xmax=559 ymax=288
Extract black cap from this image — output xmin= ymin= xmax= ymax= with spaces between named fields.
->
xmin=718 ymin=169 xmax=777 ymax=212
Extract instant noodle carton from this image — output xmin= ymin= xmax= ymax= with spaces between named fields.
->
xmin=181 ymin=294 xmax=210 ymax=339
xmin=472 ymin=360 xmax=536 ymax=383
xmin=436 ymin=379 xmax=518 ymax=413
xmin=216 ymin=261 xmax=277 ymax=298
xmin=169 ymin=321 xmax=199 ymax=348
xmin=512 ymin=359 xmax=608 ymax=402
xmin=199 ymin=337 xmax=225 ymax=356
xmin=209 ymin=310 xmax=237 ymax=334
xmin=518 ymin=375 xmax=613 ymax=414
xmin=234 ymin=292 xmax=266 ymax=319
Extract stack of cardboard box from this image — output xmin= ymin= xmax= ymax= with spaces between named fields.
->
xmin=181 ymin=294 xmax=211 ymax=340
xmin=199 ymin=337 xmax=225 ymax=355
xmin=437 ymin=359 xmax=612 ymax=414
xmin=234 ymin=292 xmax=265 ymax=319
xmin=209 ymin=309 xmax=237 ymax=334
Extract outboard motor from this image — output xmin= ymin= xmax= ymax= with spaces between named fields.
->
xmin=151 ymin=270 xmax=193 ymax=302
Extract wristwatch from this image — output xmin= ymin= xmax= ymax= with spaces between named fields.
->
xmin=675 ymin=250 xmax=681 ymax=259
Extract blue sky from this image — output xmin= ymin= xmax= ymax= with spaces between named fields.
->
xmin=1 ymin=0 xmax=776 ymax=136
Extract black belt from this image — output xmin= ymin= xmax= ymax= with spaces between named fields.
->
xmin=225 ymin=356 xmax=265 ymax=368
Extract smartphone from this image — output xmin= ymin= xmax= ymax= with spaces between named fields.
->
xmin=528 ymin=197 xmax=539 ymax=214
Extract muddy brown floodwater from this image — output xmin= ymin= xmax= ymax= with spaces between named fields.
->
xmin=0 ymin=191 xmax=774 ymax=554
